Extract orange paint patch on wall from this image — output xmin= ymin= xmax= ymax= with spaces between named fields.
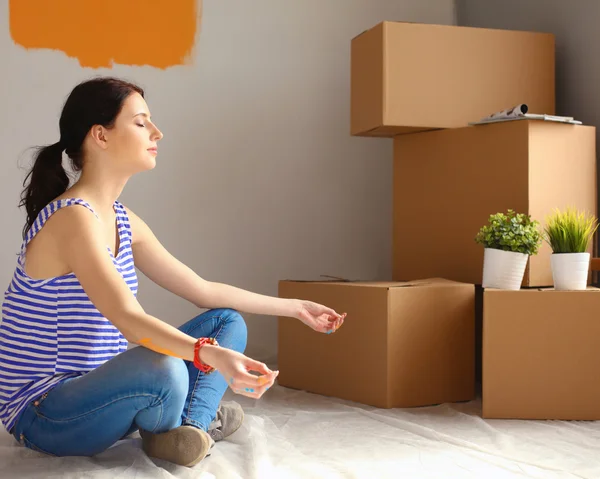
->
xmin=9 ymin=0 xmax=201 ymax=69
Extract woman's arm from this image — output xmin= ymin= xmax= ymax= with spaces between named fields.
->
xmin=52 ymin=206 xmax=276 ymax=396
xmin=127 ymin=208 xmax=345 ymax=332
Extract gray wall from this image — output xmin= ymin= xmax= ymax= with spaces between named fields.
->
xmin=0 ymin=0 xmax=456 ymax=365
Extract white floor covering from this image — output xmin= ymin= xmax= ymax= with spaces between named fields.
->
xmin=1 ymin=385 xmax=600 ymax=478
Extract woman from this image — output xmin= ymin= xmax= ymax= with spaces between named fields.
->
xmin=0 ymin=77 xmax=346 ymax=467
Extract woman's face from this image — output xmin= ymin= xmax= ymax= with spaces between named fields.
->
xmin=102 ymin=92 xmax=163 ymax=174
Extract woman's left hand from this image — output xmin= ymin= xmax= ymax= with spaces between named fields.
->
xmin=294 ymin=300 xmax=346 ymax=334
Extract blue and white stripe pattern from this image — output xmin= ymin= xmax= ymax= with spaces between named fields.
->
xmin=0 ymin=198 xmax=137 ymax=432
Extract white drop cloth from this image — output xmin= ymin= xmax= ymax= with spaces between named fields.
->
xmin=1 ymin=385 xmax=599 ymax=478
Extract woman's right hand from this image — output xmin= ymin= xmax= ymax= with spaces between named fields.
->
xmin=202 ymin=346 xmax=278 ymax=399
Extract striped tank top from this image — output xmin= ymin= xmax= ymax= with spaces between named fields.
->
xmin=0 ymin=198 xmax=138 ymax=432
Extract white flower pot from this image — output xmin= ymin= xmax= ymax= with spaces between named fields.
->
xmin=551 ymin=252 xmax=590 ymax=291
xmin=482 ymin=248 xmax=528 ymax=290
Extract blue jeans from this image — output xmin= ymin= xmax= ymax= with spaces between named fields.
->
xmin=10 ymin=308 xmax=247 ymax=457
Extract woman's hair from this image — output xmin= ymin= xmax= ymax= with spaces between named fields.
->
xmin=19 ymin=77 xmax=144 ymax=237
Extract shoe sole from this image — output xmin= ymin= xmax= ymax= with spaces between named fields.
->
xmin=141 ymin=426 xmax=212 ymax=467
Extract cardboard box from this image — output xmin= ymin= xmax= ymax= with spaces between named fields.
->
xmin=351 ymin=21 xmax=555 ymax=137
xmin=483 ymin=288 xmax=600 ymax=420
xmin=393 ymin=120 xmax=597 ymax=287
xmin=277 ymin=278 xmax=475 ymax=408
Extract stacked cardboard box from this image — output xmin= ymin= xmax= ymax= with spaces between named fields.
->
xmin=278 ymin=279 xmax=475 ymax=408
xmin=482 ymin=288 xmax=600 ymax=420
xmin=351 ymin=21 xmax=555 ymax=136
xmin=392 ymin=121 xmax=596 ymax=286
xmin=278 ymin=21 xmax=599 ymax=418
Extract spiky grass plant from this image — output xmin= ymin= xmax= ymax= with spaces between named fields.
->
xmin=544 ymin=207 xmax=598 ymax=253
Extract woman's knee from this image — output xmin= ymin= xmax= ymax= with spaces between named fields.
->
xmin=213 ymin=308 xmax=248 ymax=353
xmin=136 ymin=354 xmax=188 ymax=431
xmin=146 ymin=354 xmax=189 ymax=399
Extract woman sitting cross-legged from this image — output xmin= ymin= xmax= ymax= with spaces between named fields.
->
xmin=0 ymin=77 xmax=345 ymax=467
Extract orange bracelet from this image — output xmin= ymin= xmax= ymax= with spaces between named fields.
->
xmin=193 ymin=337 xmax=218 ymax=374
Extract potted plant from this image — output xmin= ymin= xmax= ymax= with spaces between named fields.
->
xmin=475 ymin=209 xmax=542 ymax=290
xmin=544 ymin=207 xmax=598 ymax=291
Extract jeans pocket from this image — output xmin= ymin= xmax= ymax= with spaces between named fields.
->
xmin=20 ymin=433 xmax=56 ymax=457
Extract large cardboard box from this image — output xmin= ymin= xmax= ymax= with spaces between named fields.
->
xmin=351 ymin=21 xmax=555 ymax=137
xmin=393 ymin=120 xmax=597 ymax=287
xmin=483 ymin=288 xmax=600 ymax=420
xmin=277 ymin=278 xmax=475 ymax=408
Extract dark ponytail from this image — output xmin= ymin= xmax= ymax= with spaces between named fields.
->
xmin=19 ymin=142 xmax=69 ymax=238
xmin=19 ymin=77 xmax=144 ymax=237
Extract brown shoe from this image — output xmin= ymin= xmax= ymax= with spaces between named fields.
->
xmin=208 ymin=401 xmax=245 ymax=442
xmin=140 ymin=425 xmax=214 ymax=467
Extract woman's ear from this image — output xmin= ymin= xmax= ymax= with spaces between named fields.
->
xmin=89 ymin=125 xmax=109 ymax=150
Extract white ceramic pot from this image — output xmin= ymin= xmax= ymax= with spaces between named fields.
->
xmin=550 ymin=252 xmax=590 ymax=291
xmin=482 ymin=248 xmax=528 ymax=290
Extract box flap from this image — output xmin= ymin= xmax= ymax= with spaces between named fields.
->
xmin=281 ymin=275 xmax=351 ymax=284
xmin=351 ymin=21 xmax=385 ymax=41
xmin=280 ymin=279 xmax=397 ymax=288
xmin=280 ymin=277 xmax=469 ymax=289
xmin=485 ymin=286 xmax=600 ymax=294
xmin=387 ymin=278 xmax=461 ymax=288
xmin=535 ymin=286 xmax=600 ymax=292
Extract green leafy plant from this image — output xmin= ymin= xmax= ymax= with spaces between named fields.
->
xmin=475 ymin=209 xmax=542 ymax=255
xmin=544 ymin=207 xmax=598 ymax=253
